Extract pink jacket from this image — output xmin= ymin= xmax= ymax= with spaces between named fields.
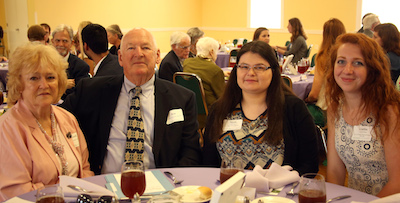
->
xmin=0 ymin=100 xmax=94 ymax=201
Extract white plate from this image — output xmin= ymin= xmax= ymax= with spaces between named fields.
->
xmin=251 ymin=196 xmax=296 ymax=203
xmin=172 ymin=186 xmax=212 ymax=203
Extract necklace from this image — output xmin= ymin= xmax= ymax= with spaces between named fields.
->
xmin=36 ymin=110 xmax=68 ymax=175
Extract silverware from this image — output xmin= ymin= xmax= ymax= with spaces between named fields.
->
xmin=164 ymin=171 xmax=184 ymax=185
xmin=286 ymin=181 xmax=299 ymax=197
xmin=326 ymin=195 xmax=351 ymax=203
xmin=67 ymin=185 xmax=96 ymax=193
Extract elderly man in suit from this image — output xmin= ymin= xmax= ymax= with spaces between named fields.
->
xmin=81 ymin=23 xmax=123 ymax=77
xmin=159 ymin=32 xmax=191 ymax=82
xmin=61 ymin=28 xmax=202 ymax=175
xmin=52 ymin=24 xmax=90 ymax=99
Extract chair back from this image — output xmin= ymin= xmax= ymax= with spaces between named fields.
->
xmin=233 ymin=39 xmax=238 ymax=46
xmin=281 ymin=74 xmax=292 ymax=89
xmin=316 ymin=125 xmax=327 ymax=154
xmin=229 ymin=49 xmax=239 ymax=67
xmin=305 ymin=45 xmax=313 ymax=58
xmin=243 ymin=39 xmax=248 ymax=45
xmin=173 ymin=72 xmax=208 ymax=116
xmin=285 ymin=41 xmax=290 ymax=47
xmin=310 ymin=53 xmax=317 ymax=67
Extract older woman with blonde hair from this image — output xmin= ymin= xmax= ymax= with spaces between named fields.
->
xmin=0 ymin=43 xmax=93 ymax=201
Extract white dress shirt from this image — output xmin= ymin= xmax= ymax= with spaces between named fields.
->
xmin=101 ymin=75 xmax=155 ymax=174
xmin=92 ymin=55 xmax=107 ymax=76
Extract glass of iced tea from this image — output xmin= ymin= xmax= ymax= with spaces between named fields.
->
xmin=36 ymin=185 xmax=65 ymax=203
xmin=121 ymin=161 xmax=146 ymax=203
xmin=298 ymin=173 xmax=326 ymax=203
xmin=219 ymin=159 xmax=244 ymax=184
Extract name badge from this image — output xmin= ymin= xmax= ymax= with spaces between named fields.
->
xmin=70 ymin=132 xmax=80 ymax=147
xmin=222 ymin=119 xmax=243 ymax=131
xmin=352 ymin=125 xmax=372 ymax=141
xmin=166 ymin=109 xmax=184 ymax=125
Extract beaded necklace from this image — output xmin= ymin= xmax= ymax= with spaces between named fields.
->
xmin=35 ymin=110 xmax=68 ymax=175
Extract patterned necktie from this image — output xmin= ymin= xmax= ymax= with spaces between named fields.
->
xmin=125 ymin=86 xmax=145 ymax=162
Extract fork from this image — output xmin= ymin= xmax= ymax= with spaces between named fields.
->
xmin=164 ymin=171 xmax=184 ymax=185
xmin=286 ymin=181 xmax=299 ymax=197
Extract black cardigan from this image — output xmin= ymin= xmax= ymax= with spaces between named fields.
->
xmin=202 ymin=94 xmax=319 ymax=175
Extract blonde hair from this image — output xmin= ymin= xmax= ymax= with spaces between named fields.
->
xmin=8 ymin=42 xmax=68 ymax=105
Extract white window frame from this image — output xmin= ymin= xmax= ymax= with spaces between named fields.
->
xmin=248 ymin=0 xmax=284 ymax=30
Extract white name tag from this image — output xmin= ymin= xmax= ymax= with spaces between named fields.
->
xmin=166 ymin=109 xmax=184 ymax=125
xmin=71 ymin=132 xmax=80 ymax=147
xmin=222 ymin=119 xmax=243 ymax=131
xmin=352 ymin=125 xmax=372 ymax=141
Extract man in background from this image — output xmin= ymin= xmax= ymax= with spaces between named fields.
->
xmin=187 ymin=27 xmax=204 ymax=58
xmin=158 ymin=32 xmax=191 ymax=82
xmin=81 ymin=23 xmax=123 ymax=77
xmin=27 ymin=25 xmax=46 ymax=44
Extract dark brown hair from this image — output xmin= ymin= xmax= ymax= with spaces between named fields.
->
xmin=374 ymin=23 xmax=400 ymax=56
xmin=253 ymin=27 xmax=268 ymax=41
xmin=289 ymin=18 xmax=307 ymax=42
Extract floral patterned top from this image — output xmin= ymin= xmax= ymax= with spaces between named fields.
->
xmin=335 ymin=107 xmax=388 ymax=195
xmin=217 ymin=104 xmax=284 ymax=170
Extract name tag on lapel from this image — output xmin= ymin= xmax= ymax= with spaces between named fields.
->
xmin=70 ymin=132 xmax=80 ymax=147
xmin=166 ymin=109 xmax=184 ymax=125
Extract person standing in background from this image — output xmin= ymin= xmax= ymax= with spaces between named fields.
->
xmin=106 ymin=24 xmax=123 ymax=56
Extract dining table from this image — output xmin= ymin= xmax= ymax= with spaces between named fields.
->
xmin=10 ymin=167 xmax=378 ymax=203
xmin=215 ymin=52 xmax=229 ymax=68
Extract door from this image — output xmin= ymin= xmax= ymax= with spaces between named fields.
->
xmin=4 ymin=0 xmax=29 ymax=54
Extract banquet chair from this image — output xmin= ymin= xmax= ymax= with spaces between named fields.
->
xmin=229 ymin=49 xmax=239 ymax=67
xmin=233 ymin=39 xmax=238 ymax=46
xmin=243 ymin=39 xmax=248 ymax=45
xmin=285 ymin=41 xmax=290 ymax=47
xmin=173 ymin=72 xmax=208 ymax=146
xmin=305 ymin=44 xmax=313 ymax=58
xmin=316 ymin=125 xmax=327 ymax=154
xmin=310 ymin=53 xmax=317 ymax=67
xmin=281 ymin=74 xmax=292 ymax=89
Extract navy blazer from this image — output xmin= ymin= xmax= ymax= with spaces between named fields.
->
xmin=61 ymin=75 xmax=202 ymax=174
xmin=159 ymin=50 xmax=182 ymax=82
xmin=95 ymin=53 xmax=123 ymax=77
xmin=63 ymin=54 xmax=90 ymax=99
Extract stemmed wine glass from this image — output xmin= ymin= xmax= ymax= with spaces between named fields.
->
xmin=121 ymin=161 xmax=146 ymax=203
xmin=297 ymin=58 xmax=310 ymax=81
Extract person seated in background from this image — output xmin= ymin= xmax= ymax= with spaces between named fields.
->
xmin=40 ymin=23 xmax=51 ymax=45
xmin=61 ymin=28 xmax=201 ymax=175
xmin=52 ymin=24 xmax=90 ymax=99
xmin=187 ymin=27 xmax=204 ymax=58
xmin=0 ymin=43 xmax=93 ymax=201
xmin=373 ymin=23 xmax=400 ymax=84
xmin=159 ymin=32 xmax=191 ymax=82
xmin=273 ymin=18 xmax=308 ymax=63
xmin=0 ymin=56 xmax=7 ymax=62
xmin=77 ymin=21 xmax=95 ymax=76
xmin=81 ymin=24 xmax=123 ymax=77
xmin=359 ymin=13 xmax=380 ymax=38
xmin=305 ymin=18 xmax=346 ymax=127
xmin=326 ymin=33 xmax=400 ymax=197
xmin=183 ymin=37 xmax=225 ymax=129
xmin=202 ymin=41 xmax=319 ymax=175
xmin=106 ymin=24 xmax=123 ymax=56
xmin=253 ymin=27 xmax=270 ymax=44
xmin=27 ymin=25 xmax=46 ymax=44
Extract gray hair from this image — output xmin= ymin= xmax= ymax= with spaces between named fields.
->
xmin=196 ymin=37 xmax=219 ymax=57
xmin=52 ymin=24 xmax=74 ymax=40
xmin=187 ymin=27 xmax=204 ymax=45
xmin=363 ymin=14 xmax=379 ymax=30
xmin=106 ymin=24 xmax=123 ymax=39
xmin=170 ymin=31 xmax=190 ymax=46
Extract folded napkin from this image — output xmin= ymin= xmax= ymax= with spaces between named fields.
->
xmin=59 ymin=175 xmax=114 ymax=201
xmin=245 ymin=163 xmax=300 ymax=193
xmin=351 ymin=193 xmax=400 ymax=203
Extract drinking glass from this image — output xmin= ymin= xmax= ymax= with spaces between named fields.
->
xmin=121 ymin=161 xmax=146 ymax=203
xmin=36 ymin=185 xmax=65 ymax=203
xmin=219 ymin=159 xmax=244 ymax=184
xmin=298 ymin=173 xmax=326 ymax=203
xmin=297 ymin=58 xmax=310 ymax=80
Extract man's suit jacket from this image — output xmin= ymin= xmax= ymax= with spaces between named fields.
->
xmin=61 ymin=75 xmax=202 ymax=174
xmin=0 ymin=100 xmax=93 ymax=201
xmin=95 ymin=53 xmax=123 ymax=77
xmin=159 ymin=50 xmax=182 ymax=82
xmin=63 ymin=54 xmax=90 ymax=99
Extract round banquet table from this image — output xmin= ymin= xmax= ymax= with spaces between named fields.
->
xmin=13 ymin=167 xmax=378 ymax=203
xmin=287 ymin=74 xmax=314 ymax=100
xmin=215 ymin=52 xmax=229 ymax=68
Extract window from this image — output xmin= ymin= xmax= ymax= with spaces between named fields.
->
xmin=361 ymin=0 xmax=400 ymax=29
xmin=249 ymin=0 xmax=282 ymax=29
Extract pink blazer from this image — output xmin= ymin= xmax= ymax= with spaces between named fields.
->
xmin=0 ymin=100 xmax=94 ymax=201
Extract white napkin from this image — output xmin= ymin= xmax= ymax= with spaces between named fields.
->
xmin=351 ymin=193 xmax=400 ymax=203
xmin=245 ymin=163 xmax=300 ymax=192
xmin=59 ymin=175 xmax=114 ymax=201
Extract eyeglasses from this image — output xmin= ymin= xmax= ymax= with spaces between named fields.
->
xmin=76 ymin=194 xmax=117 ymax=203
xmin=237 ymin=64 xmax=271 ymax=73
xmin=177 ymin=44 xmax=191 ymax=49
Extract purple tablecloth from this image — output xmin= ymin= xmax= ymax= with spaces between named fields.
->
xmin=215 ymin=52 xmax=229 ymax=68
xmin=288 ymin=74 xmax=314 ymax=100
xmin=14 ymin=167 xmax=379 ymax=202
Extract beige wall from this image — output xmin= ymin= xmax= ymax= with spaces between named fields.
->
xmin=0 ymin=0 xmax=360 ymax=57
